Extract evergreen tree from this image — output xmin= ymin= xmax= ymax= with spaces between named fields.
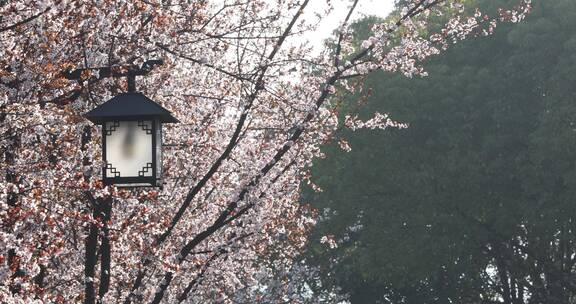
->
xmin=306 ymin=1 xmax=576 ymax=303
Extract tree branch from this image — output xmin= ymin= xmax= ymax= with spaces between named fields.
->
xmin=0 ymin=7 xmax=50 ymax=33
xmin=176 ymin=233 xmax=253 ymax=303
xmin=144 ymin=2 xmax=311 ymax=302
xmin=334 ymin=0 xmax=360 ymax=67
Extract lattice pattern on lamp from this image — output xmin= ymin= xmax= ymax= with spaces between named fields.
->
xmin=105 ymin=163 xmax=121 ymax=177
xmin=138 ymin=120 xmax=153 ymax=134
xmin=104 ymin=121 xmax=120 ymax=136
xmin=138 ymin=162 xmax=154 ymax=177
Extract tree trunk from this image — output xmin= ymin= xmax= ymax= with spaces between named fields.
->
xmin=98 ymin=196 xmax=112 ymax=302
xmin=495 ymin=253 xmax=513 ymax=304
xmin=4 ymin=127 xmax=24 ymax=294
xmin=84 ymin=202 xmax=100 ymax=304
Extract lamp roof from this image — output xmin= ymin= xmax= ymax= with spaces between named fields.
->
xmin=85 ymin=92 xmax=179 ymax=124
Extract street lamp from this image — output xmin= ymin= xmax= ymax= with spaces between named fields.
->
xmin=60 ymin=61 xmax=176 ymax=301
xmin=85 ymin=84 xmax=178 ymax=187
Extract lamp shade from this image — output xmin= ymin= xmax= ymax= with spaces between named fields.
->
xmin=85 ymin=92 xmax=178 ymax=124
xmin=85 ymin=93 xmax=178 ymax=187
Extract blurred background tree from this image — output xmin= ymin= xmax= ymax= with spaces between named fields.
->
xmin=304 ymin=0 xmax=576 ymax=303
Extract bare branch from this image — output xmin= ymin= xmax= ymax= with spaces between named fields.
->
xmin=0 ymin=7 xmax=50 ymax=33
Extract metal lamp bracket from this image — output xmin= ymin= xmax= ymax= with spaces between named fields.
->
xmin=61 ymin=59 xmax=164 ymax=93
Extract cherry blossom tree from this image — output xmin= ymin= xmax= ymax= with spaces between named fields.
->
xmin=0 ymin=0 xmax=531 ymax=303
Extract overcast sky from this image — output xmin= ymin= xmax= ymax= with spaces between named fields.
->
xmin=305 ymin=0 xmax=395 ymax=52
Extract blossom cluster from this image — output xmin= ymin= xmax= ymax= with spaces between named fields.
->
xmin=0 ymin=0 xmax=531 ymax=302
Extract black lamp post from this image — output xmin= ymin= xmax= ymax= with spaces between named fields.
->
xmin=61 ymin=61 xmax=177 ymax=302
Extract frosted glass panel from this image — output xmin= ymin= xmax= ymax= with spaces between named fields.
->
xmin=105 ymin=120 xmax=153 ymax=177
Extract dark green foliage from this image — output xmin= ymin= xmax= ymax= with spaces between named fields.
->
xmin=305 ymin=1 xmax=576 ymax=303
